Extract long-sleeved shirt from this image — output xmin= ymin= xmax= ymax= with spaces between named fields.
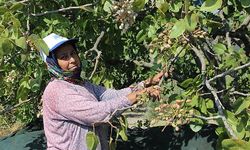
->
xmin=42 ymin=78 xmax=132 ymax=150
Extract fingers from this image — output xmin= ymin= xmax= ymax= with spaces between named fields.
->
xmin=146 ymin=86 xmax=161 ymax=100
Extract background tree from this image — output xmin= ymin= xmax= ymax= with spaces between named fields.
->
xmin=0 ymin=0 xmax=249 ymax=149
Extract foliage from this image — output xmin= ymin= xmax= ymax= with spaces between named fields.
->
xmin=0 ymin=0 xmax=249 ymax=149
xmin=86 ymin=131 xmax=99 ymax=150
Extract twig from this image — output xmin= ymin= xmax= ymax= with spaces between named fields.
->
xmin=133 ymin=53 xmax=155 ymax=68
xmin=193 ymin=115 xmax=222 ymax=120
xmin=103 ymin=106 xmax=134 ymax=122
xmin=190 ymin=44 xmax=206 ymax=74
xmin=6 ymin=0 xmax=29 ymax=4
xmin=200 ymin=89 xmax=226 ymax=96
xmin=133 ymin=60 xmax=154 ymax=68
xmin=230 ymin=91 xmax=250 ymax=97
xmin=158 ymin=44 xmax=187 ymax=86
xmin=85 ymin=31 xmax=104 ymax=80
xmin=190 ymin=43 xmax=237 ymax=139
xmin=209 ymin=62 xmax=250 ymax=82
xmin=205 ymin=80 xmax=237 ymax=139
xmin=226 ymin=32 xmax=231 ymax=48
xmin=31 ymin=3 xmax=93 ymax=16
xmin=26 ymin=5 xmax=30 ymax=35
xmin=92 ymin=106 xmax=133 ymax=130
xmin=0 ymin=99 xmax=32 ymax=115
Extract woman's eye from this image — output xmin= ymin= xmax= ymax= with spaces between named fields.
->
xmin=60 ymin=55 xmax=68 ymax=60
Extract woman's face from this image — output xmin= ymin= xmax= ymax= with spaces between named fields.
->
xmin=55 ymin=43 xmax=81 ymax=72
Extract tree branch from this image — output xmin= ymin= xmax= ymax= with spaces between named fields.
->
xmin=200 ymin=89 xmax=226 ymax=96
xmin=205 ymin=79 xmax=237 ymax=139
xmin=103 ymin=106 xmax=134 ymax=122
xmin=85 ymin=31 xmax=105 ymax=80
xmin=190 ymin=44 xmax=206 ymax=74
xmin=193 ymin=115 xmax=222 ymax=120
xmin=158 ymin=44 xmax=187 ymax=86
xmin=31 ymin=3 xmax=93 ymax=16
xmin=92 ymin=106 xmax=133 ymax=129
xmin=190 ymin=42 xmax=237 ymax=139
xmin=209 ymin=62 xmax=250 ymax=82
xmin=0 ymin=99 xmax=32 ymax=115
xmin=133 ymin=60 xmax=154 ymax=68
xmin=230 ymin=91 xmax=250 ymax=97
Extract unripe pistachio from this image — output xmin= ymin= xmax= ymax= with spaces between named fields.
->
xmin=176 ymin=119 xmax=182 ymax=125
xmin=159 ymin=112 xmax=164 ymax=116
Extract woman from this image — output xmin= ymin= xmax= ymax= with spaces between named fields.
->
xmin=40 ymin=33 xmax=164 ymax=150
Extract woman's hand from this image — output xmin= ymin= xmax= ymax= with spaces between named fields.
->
xmin=144 ymin=68 xmax=173 ymax=87
xmin=146 ymin=86 xmax=161 ymax=100
xmin=127 ymin=86 xmax=161 ymax=104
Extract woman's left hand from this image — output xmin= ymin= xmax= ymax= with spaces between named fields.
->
xmin=146 ymin=86 xmax=161 ymax=100
xmin=145 ymin=68 xmax=173 ymax=87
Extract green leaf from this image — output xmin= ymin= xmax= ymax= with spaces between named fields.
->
xmin=241 ymin=0 xmax=250 ymax=8
xmin=119 ymin=128 xmax=128 ymax=141
xmin=147 ymin=25 xmax=157 ymax=38
xmin=221 ymin=139 xmax=250 ymax=150
xmin=0 ymin=6 xmax=8 ymax=14
xmin=28 ymin=34 xmax=49 ymax=56
xmin=136 ymin=30 xmax=147 ymax=43
xmin=200 ymin=99 xmax=207 ymax=114
xmin=10 ymin=2 xmax=23 ymax=11
xmin=118 ymin=116 xmax=128 ymax=141
xmin=190 ymin=116 xmax=203 ymax=132
xmin=132 ymin=0 xmax=146 ymax=11
xmin=170 ymin=19 xmax=186 ymax=38
xmin=206 ymin=99 xmax=214 ymax=109
xmin=169 ymin=0 xmax=182 ymax=12
xmin=225 ymin=75 xmax=234 ymax=88
xmin=180 ymin=78 xmax=193 ymax=88
xmin=0 ymin=38 xmax=13 ymax=55
xmin=234 ymin=97 xmax=250 ymax=115
xmin=103 ymin=1 xmax=112 ymax=13
xmin=17 ymin=76 xmax=30 ymax=100
xmin=191 ymin=94 xmax=199 ymax=107
xmin=86 ymin=131 xmax=99 ymax=150
xmin=200 ymin=0 xmax=222 ymax=12
xmin=214 ymin=43 xmax=226 ymax=55
xmin=15 ymin=37 xmax=27 ymax=50
xmin=190 ymin=123 xmax=202 ymax=132
xmin=156 ymin=0 xmax=169 ymax=14
xmin=73 ymin=0 xmax=79 ymax=6
xmin=225 ymin=110 xmax=238 ymax=134
xmin=184 ymin=13 xmax=198 ymax=31
xmin=109 ymin=137 xmax=117 ymax=150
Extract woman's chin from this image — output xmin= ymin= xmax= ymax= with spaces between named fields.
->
xmin=69 ymin=66 xmax=79 ymax=71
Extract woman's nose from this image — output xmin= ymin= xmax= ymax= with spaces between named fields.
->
xmin=69 ymin=55 xmax=76 ymax=63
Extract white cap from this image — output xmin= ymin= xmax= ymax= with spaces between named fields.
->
xmin=40 ymin=33 xmax=77 ymax=62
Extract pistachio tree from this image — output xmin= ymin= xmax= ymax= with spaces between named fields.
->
xmin=0 ymin=0 xmax=249 ymax=149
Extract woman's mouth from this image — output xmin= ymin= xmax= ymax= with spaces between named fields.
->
xmin=69 ymin=66 xmax=78 ymax=71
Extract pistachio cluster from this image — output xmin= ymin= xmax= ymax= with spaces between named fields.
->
xmin=151 ymin=99 xmax=194 ymax=131
xmin=192 ymin=28 xmax=207 ymax=38
xmin=148 ymin=25 xmax=173 ymax=53
xmin=112 ymin=0 xmax=137 ymax=33
xmin=26 ymin=39 xmax=36 ymax=51
xmin=148 ymin=24 xmax=207 ymax=54
xmin=5 ymin=70 xmax=17 ymax=83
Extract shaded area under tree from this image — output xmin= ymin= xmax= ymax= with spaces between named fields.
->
xmin=0 ymin=119 xmax=217 ymax=150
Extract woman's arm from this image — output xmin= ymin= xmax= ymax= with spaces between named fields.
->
xmin=84 ymin=81 xmax=132 ymax=101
